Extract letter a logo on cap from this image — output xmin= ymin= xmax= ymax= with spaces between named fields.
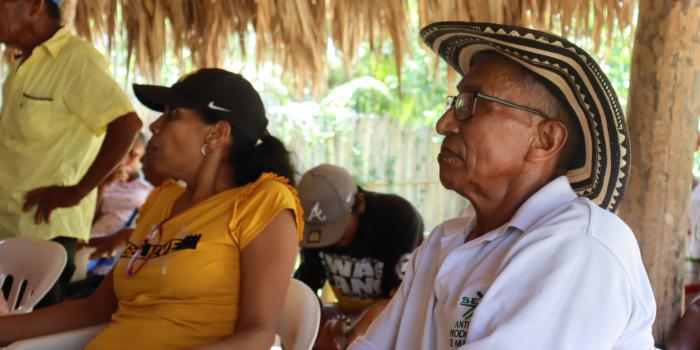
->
xmin=307 ymin=202 xmax=327 ymax=222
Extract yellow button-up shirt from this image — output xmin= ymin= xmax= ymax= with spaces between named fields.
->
xmin=0 ymin=27 xmax=136 ymax=241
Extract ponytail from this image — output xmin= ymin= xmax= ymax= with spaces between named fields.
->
xmin=229 ymin=128 xmax=296 ymax=186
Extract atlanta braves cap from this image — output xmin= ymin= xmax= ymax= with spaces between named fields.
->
xmin=298 ymin=164 xmax=358 ymax=248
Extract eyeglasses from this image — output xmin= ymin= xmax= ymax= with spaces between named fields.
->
xmin=443 ymin=91 xmax=551 ymax=121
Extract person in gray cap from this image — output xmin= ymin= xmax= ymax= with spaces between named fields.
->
xmin=0 ymin=0 xmax=142 ymax=307
xmin=294 ymin=164 xmax=423 ymax=348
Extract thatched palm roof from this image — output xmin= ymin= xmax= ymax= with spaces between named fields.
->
xmin=51 ymin=1 xmax=636 ymax=89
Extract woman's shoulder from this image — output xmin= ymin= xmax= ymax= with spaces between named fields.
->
xmin=230 ymin=173 xmax=304 ymax=243
xmin=127 ymin=175 xmax=155 ymax=191
xmin=142 ymin=179 xmax=185 ymax=205
xmin=239 ymin=172 xmax=297 ymax=202
xmin=152 ymin=179 xmax=184 ymax=193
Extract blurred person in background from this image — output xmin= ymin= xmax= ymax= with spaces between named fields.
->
xmin=295 ymin=164 xmax=423 ymax=349
xmin=0 ymin=0 xmax=142 ymax=307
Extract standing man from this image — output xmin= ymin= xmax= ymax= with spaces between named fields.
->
xmin=294 ymin=164 xmax=423 ymax=348
xmin=349 ymin=22 xmax=655 ymax=349
xmin=0 ymin=0 xmax=142 ymax=306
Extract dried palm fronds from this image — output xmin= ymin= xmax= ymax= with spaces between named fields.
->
xmin=53 ymin=0 xmax=634 ymax=94
xmin=417 ymin=0 xmax=635 ymax=90
xmin=72 ymin=0 xmax=109 ymax=44
xmin=122 ymin=0 xmax=166 ymax=79
xmin=418 ymin=0 xmax=636 ymax=50
xmin=255 ymin=0 xmax=328 ymax=95
xmin=329 ymin=0 xmax=408 ymax=85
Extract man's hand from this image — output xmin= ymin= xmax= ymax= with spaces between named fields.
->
xmin=23 ymin=185 xmax=86 ymax=224
xmin=314 ymin=315 xmax=350 ymax=350
xmin=346 ymin=300 xmax=389 ymax=346
xmin=21 ymin=112 xmax=141 ymax=226
xmin=88 ymin=228 xmax=132 ymax=259
xmin=313 ymin=300 xmax=388 ymax=350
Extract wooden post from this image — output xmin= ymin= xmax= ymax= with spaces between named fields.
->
xmin=618 ymin=0 xmax=700 ymax=345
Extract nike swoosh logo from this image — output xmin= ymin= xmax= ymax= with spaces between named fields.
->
xmin=208 ymin=101 xmax=231 ymax=113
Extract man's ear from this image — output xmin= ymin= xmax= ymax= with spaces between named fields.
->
xmin=527 ymin=120 xmax=568 ymax=163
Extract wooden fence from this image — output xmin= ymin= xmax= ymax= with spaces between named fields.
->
xmin=267 ymin=107 xmax=469 ymax=233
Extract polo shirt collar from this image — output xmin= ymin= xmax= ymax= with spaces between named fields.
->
xmin=508 ymin=175 xmax=577 ymax=232
xmin=439 ymin=176 xmax=577 ymax=246
xmin=41 ymin=27 xmax=71 ymax=58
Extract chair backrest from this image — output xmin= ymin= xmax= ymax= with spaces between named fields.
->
xmin=0 ymin=237 xmax=66 ymax=314
xmin=276 ymin=279 xmax=321 ymax=350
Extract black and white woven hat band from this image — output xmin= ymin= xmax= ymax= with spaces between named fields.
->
xmin=421 ymin=22 xmax=630 ymax=212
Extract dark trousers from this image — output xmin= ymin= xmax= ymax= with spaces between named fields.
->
xmin=35 ymin=236 xmax=77 ymax=309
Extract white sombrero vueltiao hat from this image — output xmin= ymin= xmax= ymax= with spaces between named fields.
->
xmin=421 ymin=22 xmax=630 ymax=212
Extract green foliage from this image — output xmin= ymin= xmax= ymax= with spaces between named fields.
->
xmin=570 ymin=27 xmax=633 ymax=112
xmin=317 ymin=16 xmax=633 ymax=131
xmin=324 ymin=39 xmax=449 ymax=126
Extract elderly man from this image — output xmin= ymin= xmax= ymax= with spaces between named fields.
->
xmin=0 ymin=0 xmax=142 ymax=306
xmin=349 ymin=22 xmax=655 ymax=349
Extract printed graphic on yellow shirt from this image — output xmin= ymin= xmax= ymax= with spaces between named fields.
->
xmin=121 ymin=233 xmax=202 ymax=259
xmin=449 ymin=291 xmax=483 ymax=348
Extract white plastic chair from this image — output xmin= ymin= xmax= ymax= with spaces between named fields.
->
xmin=4 ymin=278 xmax=320 ymax=350
xmin=277 ymin=279 xmax=321 ymax=350
xmin=5 ymin=324 xmax=107 ymax=350
xmin=0 ymin=237 xmax=66 ymax=314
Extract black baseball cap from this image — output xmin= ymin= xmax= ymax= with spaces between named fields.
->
xmin=133 ymin=68 xmax=268 ymax=143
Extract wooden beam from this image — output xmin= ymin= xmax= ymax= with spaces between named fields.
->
xmin=618 ymin=0 xmax=700 ymax=345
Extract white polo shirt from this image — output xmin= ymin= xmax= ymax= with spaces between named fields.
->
xmin=349 ymin=176 xmax=655 ymax=350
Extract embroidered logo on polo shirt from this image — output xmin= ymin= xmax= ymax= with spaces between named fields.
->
xmin=449 ymin=291 xmax=483 ymax=348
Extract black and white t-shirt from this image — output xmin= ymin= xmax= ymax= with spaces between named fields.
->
xmin=295 ymin=190 xmax=423 ymax=312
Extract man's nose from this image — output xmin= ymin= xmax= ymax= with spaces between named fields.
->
xmin=436 ymin=107 xmax=460 ymax=136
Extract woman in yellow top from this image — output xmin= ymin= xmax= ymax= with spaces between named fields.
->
xmin=0 ymin=69 xmax=304 ymax=350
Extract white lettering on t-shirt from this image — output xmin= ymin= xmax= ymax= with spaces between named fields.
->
xmin=350 ymin=277 xmax=376 ymax=295
xmin=323 ymin=253 xmax=353 ymax=277
xmin=353 ymin=260 xmax=374 ymax=278
xmin=320 ymin=253 xmax=385 ymax=298
xmin=333 ymin=275 xmax=351 ymax=294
